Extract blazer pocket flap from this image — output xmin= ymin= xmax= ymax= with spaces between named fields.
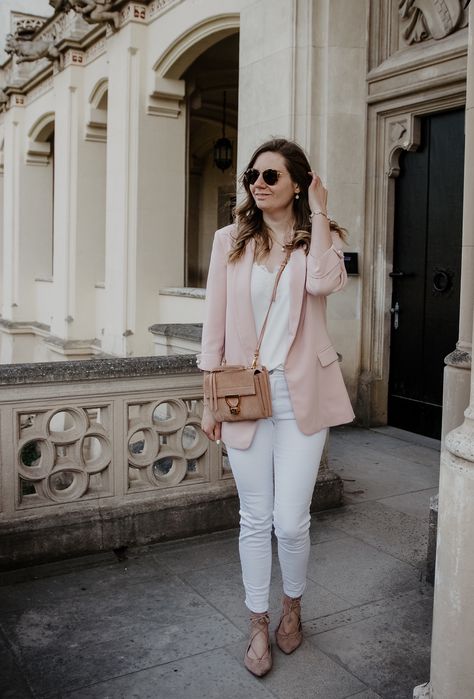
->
xmin=317 ymin=345 xmax=339 ymax=367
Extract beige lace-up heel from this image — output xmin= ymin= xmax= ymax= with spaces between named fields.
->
xmin=275 ymin=595 xmax=303 ymax=654
xmin=244 ymin=612 xmax=272 ymax=677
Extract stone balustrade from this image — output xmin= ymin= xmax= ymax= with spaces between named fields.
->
xmin=0 ymin=354 xmax=343 ymax=570
xmin=0 ymin=355 xmax=235 ymax=570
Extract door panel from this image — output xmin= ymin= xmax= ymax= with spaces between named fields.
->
xmin=388 ymin=109 xmax=464 ymax=439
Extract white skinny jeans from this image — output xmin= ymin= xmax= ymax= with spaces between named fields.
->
xmin=226 ymin=369 xmax=328 ymax=613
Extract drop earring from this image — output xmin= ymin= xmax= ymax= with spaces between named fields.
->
xmin=295 ymin=193 xmax=300 ymax=200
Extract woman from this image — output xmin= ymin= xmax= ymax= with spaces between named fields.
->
xmin=198 ymin=138 xmax=354 ymax=677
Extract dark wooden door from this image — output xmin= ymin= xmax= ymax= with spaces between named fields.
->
xmin=388 ymin=109 xmax=464 ymax=439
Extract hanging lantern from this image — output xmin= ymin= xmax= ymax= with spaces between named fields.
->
xmin=213 ymin=91 xmax=233 ymax=172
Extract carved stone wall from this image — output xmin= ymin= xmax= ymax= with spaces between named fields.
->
xmin=369 ymin=0 xmax=469 ymax=71
xmin=399 ymin=0 xmax=468 ymax=44
xmin=360 ymin=0 xmax=468 ymax=425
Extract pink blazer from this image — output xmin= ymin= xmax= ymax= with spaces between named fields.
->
xmin=198 ymin=224 xmax=355 ymax=449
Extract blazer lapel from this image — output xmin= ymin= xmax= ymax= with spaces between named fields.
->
xmin=287 ymin=247 xmax=306 ymax=349
xmin=233 ymin=239 xmax=258 ymax=362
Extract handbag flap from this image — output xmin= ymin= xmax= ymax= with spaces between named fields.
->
xmin=204 ymin=368 xmax=258 ymax=398
xmin=213 ymin=369 xmax=257 ymax=397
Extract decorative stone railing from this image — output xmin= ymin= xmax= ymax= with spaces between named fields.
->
xmin=0 ymin=355 xmax=234 ymax=569
xmin=0 ymin=354 xmax=343 ymax=570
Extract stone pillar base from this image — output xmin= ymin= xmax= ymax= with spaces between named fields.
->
xmin=311 ymin=468 xmax=344 ymax=511
xmin=413 ymin=682 xmax=431 ymax=698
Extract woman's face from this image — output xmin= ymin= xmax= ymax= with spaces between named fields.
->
xmin=249 ymin=151 xmax=299 ymax=215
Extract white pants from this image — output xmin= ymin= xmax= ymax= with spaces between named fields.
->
xmin=226 ymin=369 xmax=328 ymax=613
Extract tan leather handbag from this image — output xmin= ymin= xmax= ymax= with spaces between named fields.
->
xmin=203 ymin=252 xmax=289 ymax=422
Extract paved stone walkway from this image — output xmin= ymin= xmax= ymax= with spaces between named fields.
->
xmin=0 ymin=425 xmax=439 ymax=699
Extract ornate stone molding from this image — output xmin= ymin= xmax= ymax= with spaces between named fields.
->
xmin=359 ymin=86 xmax=466 ymax=425
xmin=386 ymin=113 xmax=421 ymax=177
xmin=50 ymin=0 xmax=119 ymax=30
xmin=147 ymin=76 xmax=185 ymax=118
xmin=26 ymin=140 xmax=52 ymax=166
xmin=5 ymin=27 xmax=60 ymax=65
xmin=399 ymin=0 xmax=469 ymax=45
xmin=11 ymin=11 xmax=48 ymax=35
xmin=11 ymin=95 xmax=25 ymax=108
xmin=63 ymin=48 xmax=84 ymax=68
xmin=148 ymin=0 xmax=182 ymax=20
xmin=84 ymin=37 xmax=106 ymax=64
xmin=120 ymin=2 xmax=147 ymax=24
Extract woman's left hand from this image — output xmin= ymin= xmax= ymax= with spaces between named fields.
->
xmin=307 ymin=171 xmax=328 ymax=215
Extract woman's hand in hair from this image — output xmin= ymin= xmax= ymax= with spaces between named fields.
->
xmin=307 ymin=171 xmax=328 ymax=215
xmin=201 ymin=406 xmax=222 ymax=443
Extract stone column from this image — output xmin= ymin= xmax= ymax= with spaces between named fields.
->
xmin=47 ymin=50 xmax=110 ymax=354
xmin=414 ymin=9 xmax=474 ymax=699
xmin=440 ymin=28 xmax=473 ymax=441
xmin=238 ymin=0 xmax=366 ymax=402
xmin=102 ymin=16 xmax=186 ymax=357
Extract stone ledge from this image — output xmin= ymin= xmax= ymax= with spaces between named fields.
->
xmin=159 ymin=287 xmax=206 ymax=299
xmin=0 ymin=318 xmax=50 ymax=333
xmin=149 ymin=323 xmax=203 ymax=341
xmin=0 ymin=354 xmax=199 ymax=385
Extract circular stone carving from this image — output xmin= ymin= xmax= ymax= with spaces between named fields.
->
xmin=80 ymin=433 xmax=111 ymax=474
xmin=150 ymin=450 xmax=187 ymax=486
xmin=17 ymin=437 xmax=55 ymax=481
xmin=127 ymin=423 xmax=159 ymax=468
xmin=181 ymin=422 xmax=207 ymax=460
xmin=46 ymin=408 xmax=88 ymax=445
xmin=39 ymin=464 xmax=89 ymax=502
xmin=151 ymin=399 xmax=187 ymax=434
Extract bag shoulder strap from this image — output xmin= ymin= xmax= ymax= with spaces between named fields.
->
xmin=252 ymin=251 xmax=290 ymax=368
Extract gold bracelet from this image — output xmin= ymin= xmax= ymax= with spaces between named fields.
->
xmin=309 ymin=210 xmax=330 ymax=221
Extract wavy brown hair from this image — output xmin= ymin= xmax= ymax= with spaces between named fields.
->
xmin=229 ymin=138 xmax=347 ymax=263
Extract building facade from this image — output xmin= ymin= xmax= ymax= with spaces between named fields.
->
xmin=1 ymin=0 xmax=471 ymax=442
xmin=1 ymin=1 xmax=474 ymax=696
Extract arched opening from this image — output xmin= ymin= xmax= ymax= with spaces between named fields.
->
xmin=27 ymin=113 xmax=55 ymax=282
xmin=183 ymin=32 xmax=239 ymax=286
xmin=86 ymin=79 xmax=108 ymax=143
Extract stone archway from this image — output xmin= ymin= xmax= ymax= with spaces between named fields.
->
xmin=26 ymin=112 xmax=55 ymax=281
xmin=86 ymin=79 xmax=108 ymax=143
xmin=27 ymin=111 xmax=55 ymax=165
xmin=147 ymin=14 xmax=239 ymax=305
xmin=183 ymin=32 xmax=239 ymax=286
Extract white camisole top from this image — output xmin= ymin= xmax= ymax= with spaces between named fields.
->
xmin=250 ymin=262 xmax=291 ymax=371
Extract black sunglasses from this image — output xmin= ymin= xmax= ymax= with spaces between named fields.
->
xmin=244 ymin=168 xmax=283 ymax=186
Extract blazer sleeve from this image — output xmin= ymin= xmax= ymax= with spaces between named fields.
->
xmin=305 ymin=230 xmax=348 ymax=296
xmin=196 ymin=230 xmax=227 ymax=371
